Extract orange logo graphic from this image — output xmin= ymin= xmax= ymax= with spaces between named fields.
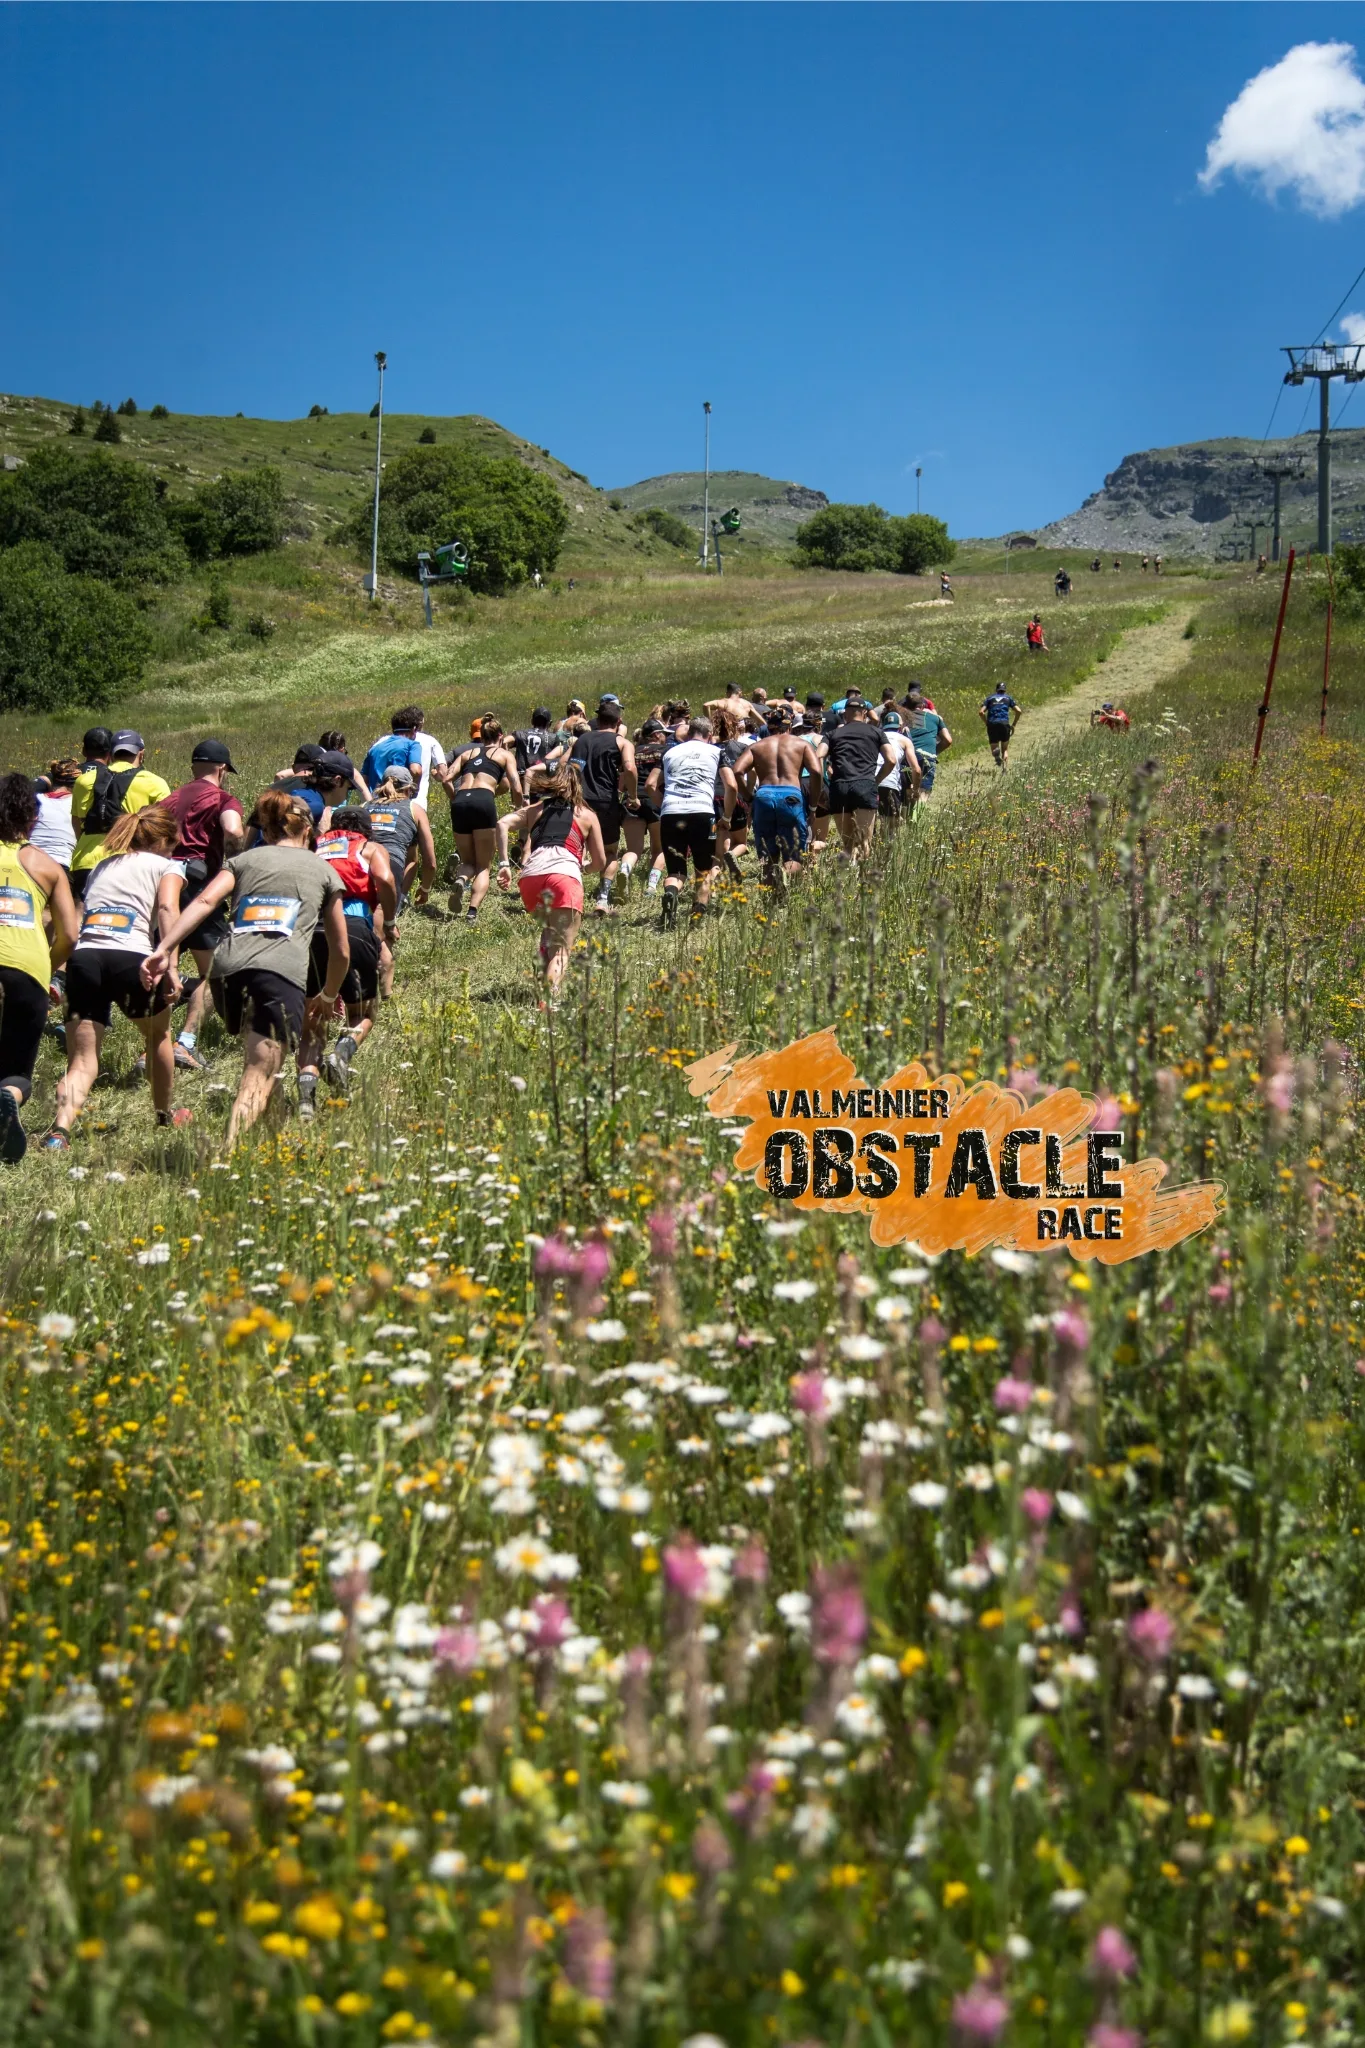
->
xmin=686 ymin=1029 xmax=1223 ymax=1265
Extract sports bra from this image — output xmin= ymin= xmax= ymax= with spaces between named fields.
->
xmin=530 ymin=802 xmax=585 ymax=861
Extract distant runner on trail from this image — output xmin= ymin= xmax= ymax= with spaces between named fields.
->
xmin=979 ymin=686 xmax=1021 ymax=767
xmin=1025 ymin=614 xmax=1049 ymax=653
xmin=731 ymin=704 xmax=824 ymax=885
xmin=940 ymin=572 xmax=954 ymax=600
xmin=1091 ymin=702 xmax=1131 ymax=732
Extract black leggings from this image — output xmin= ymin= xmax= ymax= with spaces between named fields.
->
xmin=0 ymin=965 xmax=49 ymax=1105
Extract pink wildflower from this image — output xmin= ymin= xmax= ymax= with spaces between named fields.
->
xmin=1088 ymin=2029 xmax=1142 ymax=2048
xmin=1021 ymin=1487 xmax=1054 ymax=1528
xmin=1089 ymin=1925 xmax=1137 ymax=1983
xmin=692 ymin=1816 xmax=734 ymax=1875
xmin=918 ymin=1315 xmax=947 ymax=1350
xmin=725 ymin=1763 xmax=777 ymax=1835
xmin=1092 ymin=1095 xmax=1123 ymax=1130
xmin=663 ymin=1537 xmax=708 ymax=1606
xmin=534 ymin=1232 xmax=577 ymax=1280
xmin=733 ymin=1537 xmax=769 ymax=1586
xmin=563 ymin=1905 xmax=614 ymax=2003
xmin=433 ymin=1624 xmax=481 ymax=1676
xmin=811 ymin=1562 xmax=867 ymax=1669
xmin=994 ymin=1374 xmax=1033 ymax=1415
xmin=1053 ymin=1308 xmax=1090 ymax=1353
xmin=1207 ymin=1282 xmax=1232 ymax=1306
xmin=527 ymin=1596 xmax=571 ymax=1655
xmin=792 ymin=1369 xmax=830 ymax=1420
xmin=952 ymin=1986 xmax=1010 ymax=2042
xmin=1127 ymin=1607 xmax=1175 ymax=1665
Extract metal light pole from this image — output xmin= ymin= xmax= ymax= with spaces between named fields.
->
xmin=367 ymin=350 xmax=387 ymax=602
xmin=700 ymin=401 xmax=712 ymax=572
xmin=916 ymin=465 xmax=922 ymax=514
xmin=1281 ymin=344 xmax=1365 ymax=556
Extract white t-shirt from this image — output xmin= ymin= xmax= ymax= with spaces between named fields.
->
xmin=661 ymin=741 xmax=720 ymax=817
xmin=880 ymin=733 xmax=916 ymax=794
xmin=32 ymin=791 xmax=76 ymax=866
xmin=76 ymin=852 xmax=185 ymax=956
xmin=412 ymin=732 xmax=447 ymax=808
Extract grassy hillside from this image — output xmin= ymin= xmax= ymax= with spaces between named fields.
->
xmin=608 ymin=468 xmax=828 ymax=555
xmin=0 ymin=392 xmax=683 ymax=576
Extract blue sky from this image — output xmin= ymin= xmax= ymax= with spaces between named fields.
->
xmin=3 ymin=3 xmax=1365 ymax=536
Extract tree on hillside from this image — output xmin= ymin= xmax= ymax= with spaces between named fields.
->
xmin=642 ymin=507 xmax=695 ymax=551
xmin=150 ymin=404 xmax=170 ymax=420
xmin=116 ymin=398 xmax=138 ymax=417
xmin=418 ymin=427 xmax=437 ymax=445
xmin=170 ymin=466 xmax=287 ymax=562
xmin=0 ymin=542 xmax=151 ymax=711
xmin=0 ymin=445 xmax=184 ymax=584
xmin=92 ymin=409 xmax=122 ymax=444
xmin=888 ymin=512 xmax=955 ymax=575
xmin=795 ymin=502 xmax=896 ymax=573
xmin=68 ymin=407 xmax=87 ymax=437
xmin=359 ymin=445 xmax=570 ymax=594
xmin=308 ymin=405 xmax=328 ymax=419
xmin=795 ymin=501 xmax=956 ymax=575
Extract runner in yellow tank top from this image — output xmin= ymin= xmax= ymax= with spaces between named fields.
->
xmin=0 ymin=774 xmax=79 ymax=1165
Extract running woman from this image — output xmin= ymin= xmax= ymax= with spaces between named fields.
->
xmin=342 ymin=765 xmax=434 ymax=994
xmin=731 ymin=705 xmax=823 ymax=885
xmin=494 ymin=761 xmax=607 ymax=996
xmin=646 ymin=716 xmax=737 ymax=929
xmin=444 ymin=717 xmax=522 ymax=921
xmin=140 ymin=789 xmax=350 ymax=1147
xmin=31 ymin=760 xmax=80 ymax=871
xmin=46 ymin=807 xmax=192 ymax=1149
xmin=713 ymin=707 xmax=753 ymax=875
xmin=0 ymin=772 xmax=78 ymax=1162
xmin=902 ymin=690 xmax=954 ymax=796
xmin=825 ymin=694 xmax=897 ymax=859
xmin=979 ymin=686 xmax=1022 ymax=766
xmin=299 ymin=820 xmax=396 ymax=1111
xmin=572 ymin=699 xmax=640 ymax=912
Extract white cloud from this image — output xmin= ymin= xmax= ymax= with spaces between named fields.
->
xmin=1341 ymin=313 xmax=1365 ymax=345
xmin=1200 ymin=41 xmax=1365 ymax=216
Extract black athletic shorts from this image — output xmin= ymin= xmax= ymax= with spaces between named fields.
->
xmin=635 ymin=797 xmax=660 ymax=827
xmin=878 ymin=786 xmax=903 ymax=819
xmin=307 ymin=919 xmax=380 ymax=1006
xmin=450 ymin=789 xmax=498 ymax=836
xmin=587 ymin=798 xmax=625 ymax=848
xmin=828 ymin=776 xmax=879 ymax=814
xmin=719 ymin=802 xmax=749 ymax=831
xmin=804 ymin=781 xmax=830 ymax=820
xmin=212 ymin=968 xmax=305 ymax=1046
xmin=0 ymin=964 xmax=48 ymax=1102
xmin=661 ymin=813 xmax=716 ymax=878
xmin=182 ymin=866 xmax=230 ymax=954
xmin=66 ymin=947 xmax=175 ymax=1028
xmin=68 ymin=869 xmax=91 ymax=904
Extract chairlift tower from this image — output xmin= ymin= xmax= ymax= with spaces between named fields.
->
xmin=1281 ymin=344 xmax=1365 ymax=555
xmin=1258 ymin=454 xmax=1305 ymax=564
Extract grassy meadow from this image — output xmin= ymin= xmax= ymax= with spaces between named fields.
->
xmin=0 ymin=549 xmax=1362 ymax=2047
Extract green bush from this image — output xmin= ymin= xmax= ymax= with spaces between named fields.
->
xmin=358 ymin=445 xmax=570 ymax=594
xmin=67 ymin=407 xmax=87 ymax=437
xmin=245 ymin=611 xmax=275 ymax=641
xmin=0 ymin=444 xmax=184 ymax=584
xmin=92 ymin=409 xmax=122 ymax=444
xmin=418 ymin=426 xmax=436 ymax=445
xmin=642 ymin=506 xmax=695 ymax=551
xmin=0 ymin=542 xmax=150 ymax=711
xmin=149 ymin=404 xmax=169 ymax=420
xmin=203 ymin=576 xmax=233 ymax=631
xmin=796 ymin=502 xmax=955 ymax=575
xmin=170 ymin=465 xmax=287 ymax=562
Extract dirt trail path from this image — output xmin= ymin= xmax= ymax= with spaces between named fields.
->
xmin=942 ymin=602 xmax=1199 ymax=796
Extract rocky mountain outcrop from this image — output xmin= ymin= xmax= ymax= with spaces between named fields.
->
xmin=1036 ymin=430 xmax=1365 ymax=555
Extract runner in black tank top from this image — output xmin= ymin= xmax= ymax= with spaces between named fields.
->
xmin=631 ymin=718 xmax=669 ymax=896
xmin=825 ymin=697 xmax=893 ymax=861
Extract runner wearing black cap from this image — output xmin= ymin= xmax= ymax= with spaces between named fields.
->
xmin=161 ymin=739 xmax=245 ymax=1068
xmin=69 ymin=730 xmax=170 ymax=895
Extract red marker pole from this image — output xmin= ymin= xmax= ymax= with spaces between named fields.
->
xmin=1321 ymin=555 xmax=1334 ymax=737
xmin=1253 ymin=546 xmax=1295 ymax=766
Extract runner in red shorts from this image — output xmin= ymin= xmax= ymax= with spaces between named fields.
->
xmin=494 ymin=761 xmax=607 ymax=996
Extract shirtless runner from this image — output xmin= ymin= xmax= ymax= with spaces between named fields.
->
xmin=731 ymin=706 xmax=825 ymax=885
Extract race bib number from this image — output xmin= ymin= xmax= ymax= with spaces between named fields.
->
xmin=232 ymin=893 xmax=301 ymax=937
xmin=81 ymin=903 xmax=138 ymax=938
xmin=369 ymin=809 xmax=398 ymax=834
xmin=0 ymin=885 xmax=36 ymax=928
xmin=317 ymin=834 xmax=350 ymax=863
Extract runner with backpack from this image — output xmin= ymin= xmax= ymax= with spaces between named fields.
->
xmin=69 ymin=731 xmax=169 ymax=901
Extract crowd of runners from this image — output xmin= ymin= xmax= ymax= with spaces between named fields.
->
xmin=0 ymin=680 xmax=1063 ymax=1163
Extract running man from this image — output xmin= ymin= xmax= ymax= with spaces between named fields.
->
xmin=902 ymin=689 xmax=954 ymax=796
xmin=571 ymin=699 xmax=640 ymax=912
xmin=69 ymin=730 xmax=170 ymax=899
xmin=361 ymin=709 xmax=424 ymax=796
xmin=875 ymin=709 xmax=923 ymax=829
xmin=825 ymin=693 xmax=898 ymax=859
xmin=731 ymin=704 xmax=824 ymax=884
xmin=162 ymin=738 xmax=244 ymax=1070
xmin=512 ymin=707 xmax=565 ymax=783
xmin=1025 ymin=614 xmax=1049 ymax=653
xmin=1091 ymin=702 xmax=1131 ymax=732
xmin=979 ymin=686 xmax=1022 ymax=767
xmin=645 ymin=716 xmax=736 ymax=928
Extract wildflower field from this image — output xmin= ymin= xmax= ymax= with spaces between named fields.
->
xmin=0 ymin=563 xmax=1363 ymax=2047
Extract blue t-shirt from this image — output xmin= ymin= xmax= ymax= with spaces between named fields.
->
xmin=907 ymin=708 xmax=946 ymax=759
xmin=982 ymin=692 xmax=1019 ymax=731
xmin=361 ymin=733 xmax=423 ymax=789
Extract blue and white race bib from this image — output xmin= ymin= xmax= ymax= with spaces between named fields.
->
xmin=0 ymin=885 xmax=37 ymax=928
xmin=232 ymin=893 xmax=301 ymax=937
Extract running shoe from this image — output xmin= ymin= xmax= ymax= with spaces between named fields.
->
xmin=0 ymin=1093 xmax=27 ymax=1164
xmin=174 ymin=1042 xmax=207 ymax=1072
xmin=38 ymin=1128 xmax=70 ymax=1155
xmin=660 ymin=891 xmax=678 ymax=931
xmin=156 ymin=1108 xmax=194 ymax=1129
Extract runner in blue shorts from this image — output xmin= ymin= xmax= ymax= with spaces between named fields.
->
xmin=731 ymin=708 xmax=826 ymax=886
